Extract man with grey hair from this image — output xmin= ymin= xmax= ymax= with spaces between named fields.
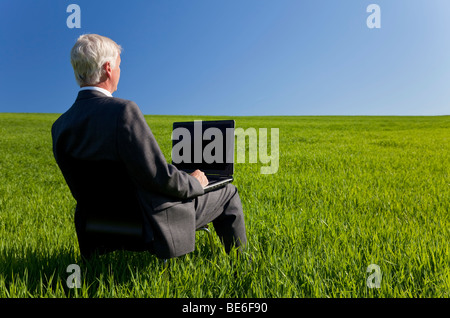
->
xmin=70 ymin=33 xmax=122 ymax=92
xmin=52 ymin=34 xmax=247 ymax=259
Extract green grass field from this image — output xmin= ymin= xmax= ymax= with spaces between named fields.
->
xmin=0 ymin=113 xmax=449 ymax=298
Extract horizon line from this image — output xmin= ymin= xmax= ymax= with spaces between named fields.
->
xmin=0 ymin=112 xmax=448 ymax=117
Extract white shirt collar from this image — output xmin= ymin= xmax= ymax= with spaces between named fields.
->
xmin=79 ymin=86 xmax=113 ymax=97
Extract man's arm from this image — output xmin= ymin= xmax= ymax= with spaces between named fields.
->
xmin=116 ymin=101 xmax=205 ymax=199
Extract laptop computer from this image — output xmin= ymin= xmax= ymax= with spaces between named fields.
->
xmin=172 ymin=120 xmax=235 ymax=193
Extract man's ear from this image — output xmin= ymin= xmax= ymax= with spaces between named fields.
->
xmin=103 ymin=61 xmax=112 ymax=78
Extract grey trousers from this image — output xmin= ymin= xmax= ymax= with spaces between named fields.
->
xmin=194 ymin=183 xmax=247 ymax=253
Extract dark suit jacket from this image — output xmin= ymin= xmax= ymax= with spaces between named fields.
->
xmin=52 ymin=90 xmax=204 ymax=258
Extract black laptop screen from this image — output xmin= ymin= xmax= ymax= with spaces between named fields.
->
xmin=171 ymin=120 xmax=235 ymax=175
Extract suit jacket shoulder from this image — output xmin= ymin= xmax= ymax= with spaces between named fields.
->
xmin=52 ymin=90 xmax=204 ymax=203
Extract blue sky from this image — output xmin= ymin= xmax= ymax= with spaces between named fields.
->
xmin=0 ymin=0 xmax=449 ymax=116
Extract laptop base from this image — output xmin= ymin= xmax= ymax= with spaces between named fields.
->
xmin=203 ymin=176 xmax=233 ymax=193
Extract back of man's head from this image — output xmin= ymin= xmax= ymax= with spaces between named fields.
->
xmin=70 ymin=34 xmax=122 ymax=87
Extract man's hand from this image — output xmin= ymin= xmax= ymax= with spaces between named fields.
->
xmin=190 ymin=169 xmax=209 ymax=187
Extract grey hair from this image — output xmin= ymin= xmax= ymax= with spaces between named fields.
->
xmin=70 ymin=34 xmax=122 ymax=86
